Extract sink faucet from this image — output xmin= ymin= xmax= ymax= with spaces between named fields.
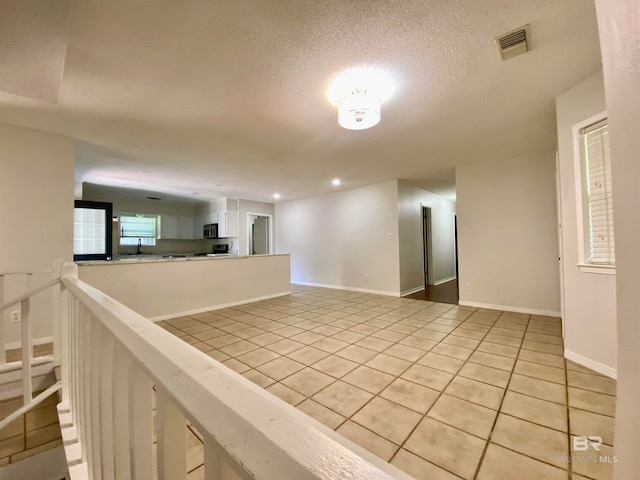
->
xmin=137 ymin=238 xmax=142 ymax=255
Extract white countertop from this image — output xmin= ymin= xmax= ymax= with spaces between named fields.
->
xmin=77 ymin=254 xmax=288 ymax=266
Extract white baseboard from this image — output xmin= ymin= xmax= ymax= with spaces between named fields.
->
xmin=458 ymin=300 xmax=561 ymax=318
xmin=400 ymin=286 xmax=424 ymax=296
xmin=0 ymin=445 xmax=67 ymax=480
xmin=564 ymin=349 xmax=617 ymax=379
xmin=149 ymin=291 xmax=292 ymax=322
xmin=292 ymin=281 xmax=400 ymax=297
xmin=3 ymin=336 xmax=54 ymax=351
xmin=434 ymin=276 xmax=457 ymax=286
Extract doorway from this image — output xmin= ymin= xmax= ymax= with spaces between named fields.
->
xmin=405 ymin=206 xmax=459 ymax=305
xmin=247 ymin=214 xmax=272 ymax=255
xmin=422 ymin=206 xmax=434 ymax=287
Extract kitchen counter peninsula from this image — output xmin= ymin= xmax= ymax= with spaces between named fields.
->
xmin=78 ymin=254 xmax=290 ymax=320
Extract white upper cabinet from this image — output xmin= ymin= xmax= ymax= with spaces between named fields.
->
xmin=157 ymin=215 xmax=196 ymax=239
xmin=217 ymin=210 xmax=238 ymax=238
xmin=157 ymin=215 xmax=178 ymax=239
xmin=177 ymin=216 xmax=195 ymax=239
xmin=194 ymin=215 xmax=204 ymax=239
xmin=217 ymin=211 xmax=227 ymax=238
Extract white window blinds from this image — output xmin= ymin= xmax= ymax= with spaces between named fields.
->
xmin=119 ymin=215 xmax=157 ymax=246
xmin=74 ymin=208 xmax=106 ymax=255
xmin=580 ymin=119 xmax=615 ymax=265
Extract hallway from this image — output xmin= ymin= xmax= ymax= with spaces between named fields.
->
xmin=404 ymin=279 xmax=459 ymax=305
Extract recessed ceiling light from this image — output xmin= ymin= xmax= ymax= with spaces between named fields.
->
xmin=273 ymin=193 xmax=281 ymax=200
xmin=332 ymin=178 xmax=341 ymax=186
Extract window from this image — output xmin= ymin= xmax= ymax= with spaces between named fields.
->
xmin=119 ymin=215 xmax=157 ymax=246
xmin=73 ymin=200 xmax=113 ymax=261
xmin=577 ymin=116 xmax=615 ymax=270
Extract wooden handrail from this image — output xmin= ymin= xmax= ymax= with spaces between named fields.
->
xmin=0 ymin=382 xmax=61 ymax=431
xmin=0 ymin=278 xmax=60 ymax=313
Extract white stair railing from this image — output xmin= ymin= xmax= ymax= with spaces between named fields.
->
xmin=58 ymin=262 xmax=414 ymax=480
xmin=0 ymin=266 xmax=62 ymax=430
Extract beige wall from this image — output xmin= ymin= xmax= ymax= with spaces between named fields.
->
xmin=0 ymin=124 xmax=75 ymax=342
xmin=275 ymin=180 xmax=400 ymax=295
xmin=456 ymin=150 xmax=561 ymax=315
xmin=594 ymin=0 xmax=640 ymax=476
xmin=397 ymin=182 xmax=456 ymax=294
xmin=555 ymin=70 xmax=617 ymax=374
xmin=79 ymin=255 xmax=291 ymax=320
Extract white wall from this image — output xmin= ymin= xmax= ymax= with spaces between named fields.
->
xmin=555 ymin=70 xmax=617 ymax=374
xmin=594 ymin=1 xmax=640 ymax=476
xmin=275 ymin=180 xmax=400 ymax=295
xmin=238 ymin=199 xmax=275 ymax=256
xmin=79 ymin=255 xmax=291 ymax=320
xmin=397 ymin=182 xmax=456 ymax=294
xmin=456 ymin=150 xmax=561 ymax=315
xmin=0 ymin=124 xmax=75 ymax=342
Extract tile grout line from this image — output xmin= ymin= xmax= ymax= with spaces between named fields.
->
xmin=257 ymin=302 xmax=464 ymax=432
xmin=471 ymin=311 xmax=531 ymax=480
xmin=384 ymin=309 xmax=501 ymax=477
xmin=564 ymin=355 xmax=574 ymax=479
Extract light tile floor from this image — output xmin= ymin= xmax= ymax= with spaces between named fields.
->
xmin=0 ymin=390 xmax=62 ymax=466
xmin=159 ymin=285 xmax=617 ymax=480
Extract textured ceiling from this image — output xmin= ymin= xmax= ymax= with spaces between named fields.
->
xmin=0 ymin=0 xmax=601 ymax=203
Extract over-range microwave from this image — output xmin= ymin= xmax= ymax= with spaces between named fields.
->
xmin=203 ymin=223 xmax=218 ymax=239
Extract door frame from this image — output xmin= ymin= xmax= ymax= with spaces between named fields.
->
xmin=422 ymin=206 xmax=434 ymax=287
xmin=246 ymin=212 xmax=273 ymax=255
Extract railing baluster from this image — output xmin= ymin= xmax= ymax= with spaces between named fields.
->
xmin=113 ymin=346 xmax=132 ymax=479
xmin=60 ymin=284 xmax=70 ymax=404
xmin=130 ymin=364 xmax=153 ymax=479
xmin=204 ymin=438 xmax=246 ymax=480
xmin=20 ymin=295 xmax=32 ymax=405
xmin=71 ymin=298 xmax=80 ymax=443
xmin=89 ymin=322 xmax=104 ymax=480
xmin=80 ymin=306 xmax=93 ymax=469
xmin=157 ymin=387 xmax=186 ymax=480
xmin=99 ymin=332 xmax=115 ymax=480
xmin=204 ymin=440 xmax=220 ymax=480
xmin=52 ymin=261 xmax=62 ymax=367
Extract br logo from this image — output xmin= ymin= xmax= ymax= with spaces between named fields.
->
xmin=573 ymin=436 xmax=603 ymax=452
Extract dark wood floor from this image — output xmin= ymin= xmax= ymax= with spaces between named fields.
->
xmin=404 ymin=279 xmax=459 ymax=305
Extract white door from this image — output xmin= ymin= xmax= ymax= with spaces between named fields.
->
xmin=252 ymin=217 xmax=269 ymax=255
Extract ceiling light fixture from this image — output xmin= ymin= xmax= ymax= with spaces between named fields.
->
xmin=273 ymin=193 xmax=281 ymax=199
xmin=338 ymin=90 xmax=381 ymax=130
xmin=327 ymin=66 xmax=396 ymax=131
xmin=332 ymin=178 xmax=341 ymax=186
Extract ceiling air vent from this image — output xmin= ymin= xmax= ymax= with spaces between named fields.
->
xmin=496 ymin=24 xmax=531 ymax=60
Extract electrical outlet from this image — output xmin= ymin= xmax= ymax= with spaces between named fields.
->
xmin=387 ymin=232 xmax=393 ymax=240
xmin=465 ymin=283 xmax=472 ymax=291
xmin=10 ymin=311 xmax=20 ymax=323
xmin=365 ymin=274 xmax=370 ymax=282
